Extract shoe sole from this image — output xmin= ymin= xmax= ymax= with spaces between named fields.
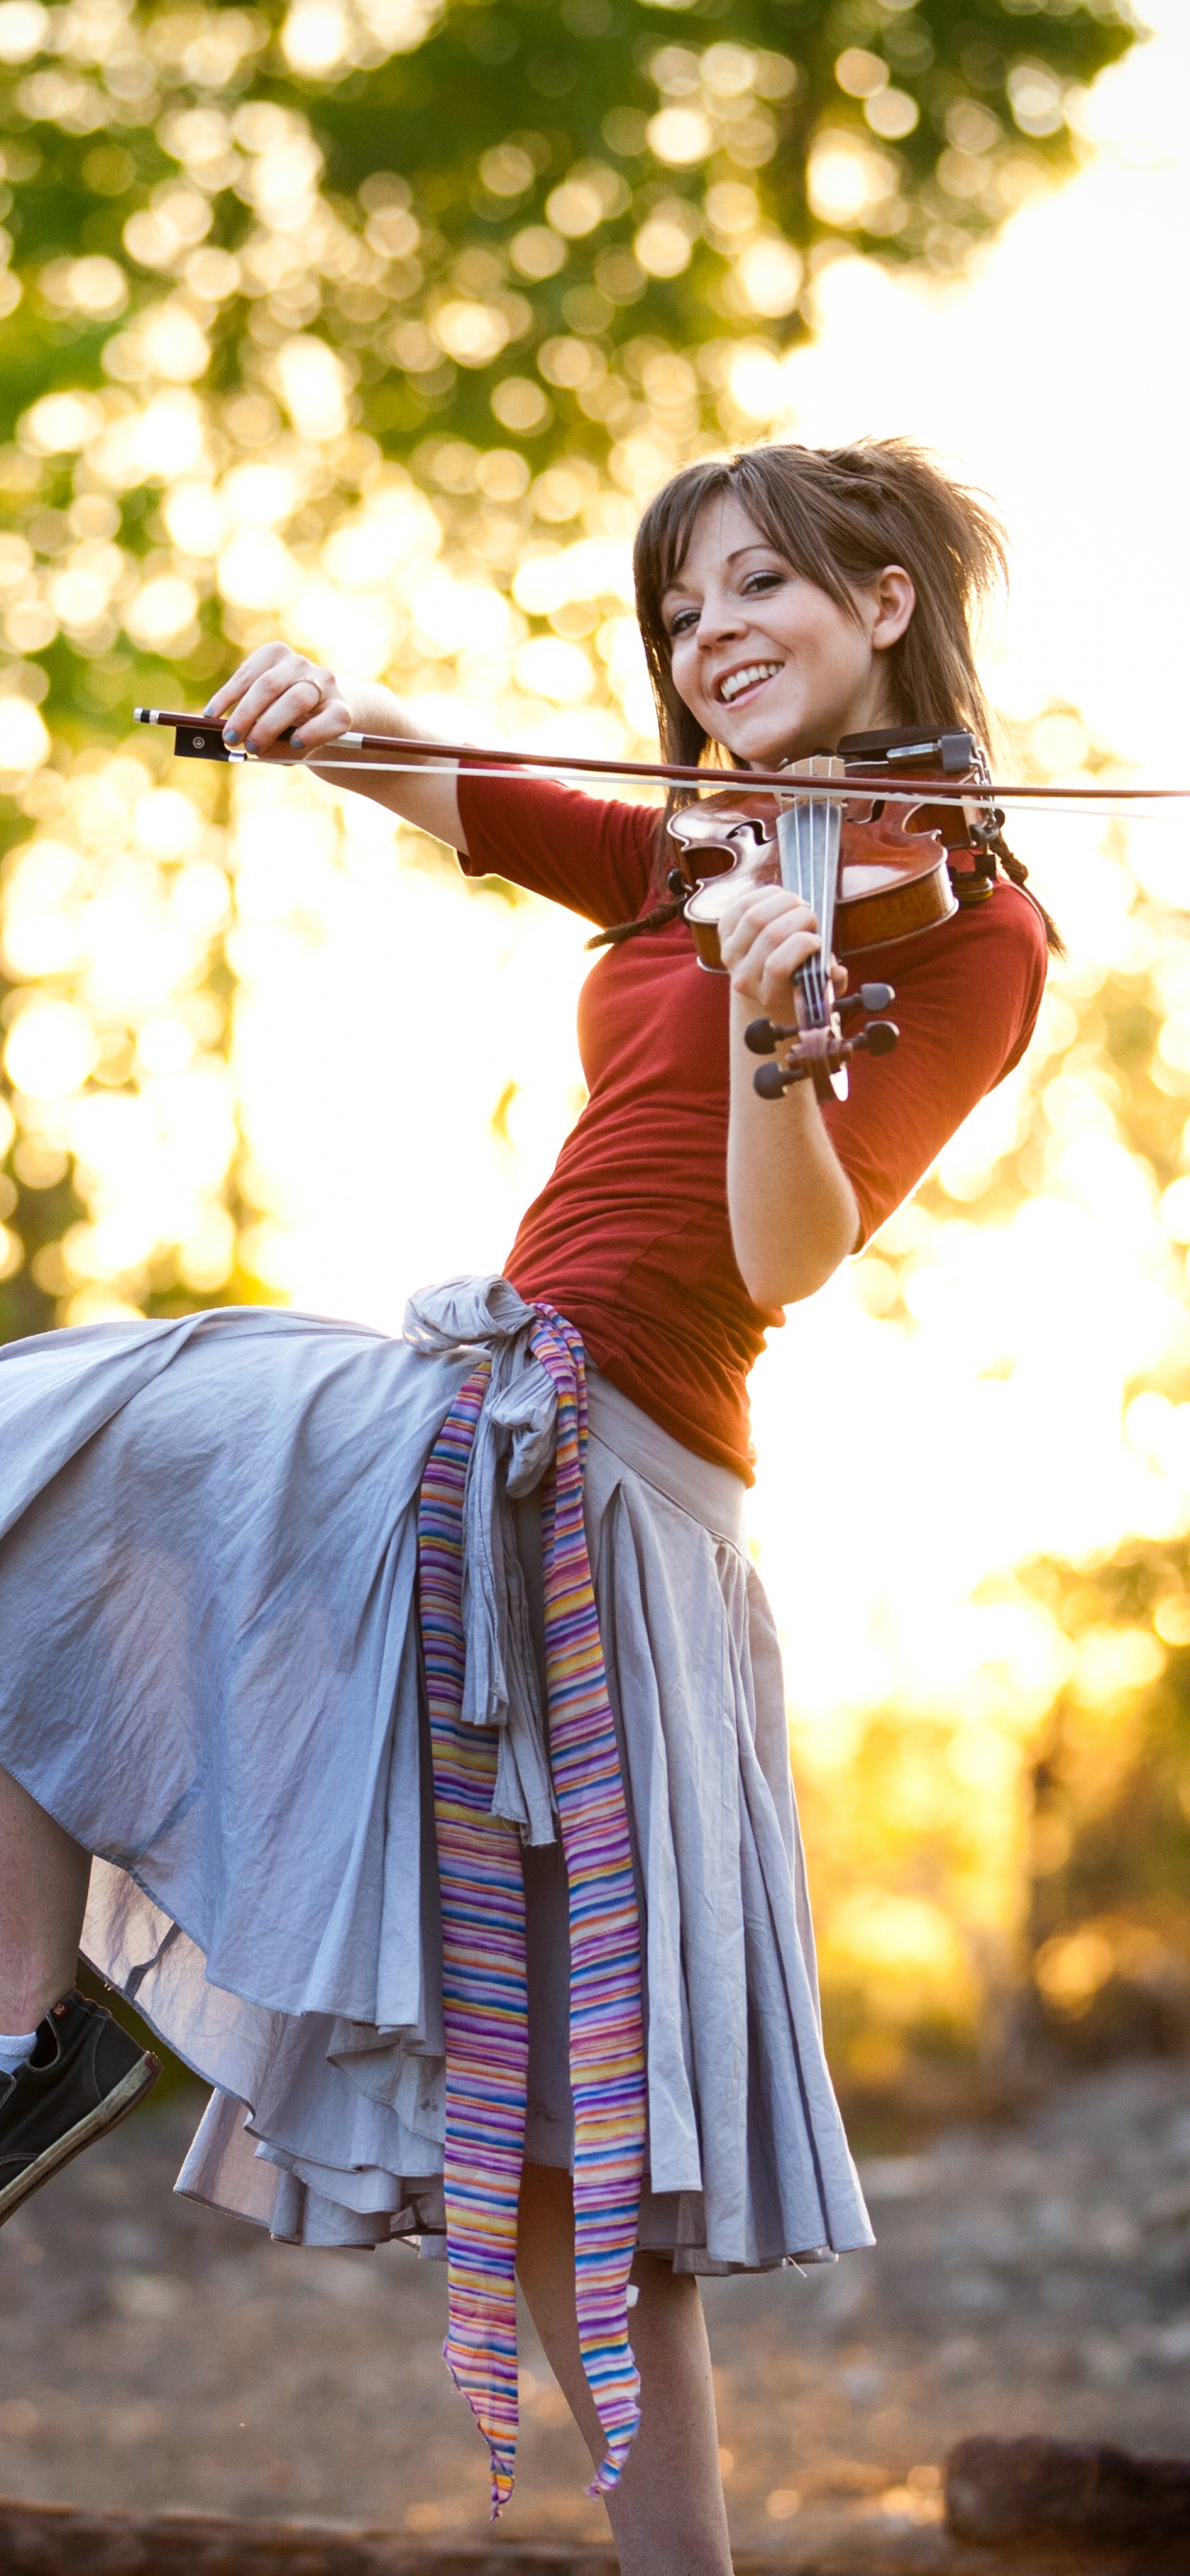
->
xmin=0 ymin=2051 xmax=162 ymax=2225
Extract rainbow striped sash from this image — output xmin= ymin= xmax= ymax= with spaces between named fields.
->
xmin=417 ymin=1303 xmax=646 ymax=2518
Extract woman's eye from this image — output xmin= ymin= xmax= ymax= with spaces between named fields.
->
xmin=668 ymin=610 xmax=698 ymax=637
xmin=744 ymin=570 xmax=783 ymax=595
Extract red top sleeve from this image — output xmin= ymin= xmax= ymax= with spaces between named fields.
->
xmin=824 ymin=880 xmax=1049 ymax=1244
xmin=457 ymin=769 xmax=659 ymax=930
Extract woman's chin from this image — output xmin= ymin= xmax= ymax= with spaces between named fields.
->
xmin=701 ymin=713 xmax=778 ymax=767
xmin=719 ymin=724 xmax=798 ymax=771
xmin=704 ymin=699 xmax=814 ymax=771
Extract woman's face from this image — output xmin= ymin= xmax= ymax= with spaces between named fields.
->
xmin=660 ymin=493 xmax=915 ymax=769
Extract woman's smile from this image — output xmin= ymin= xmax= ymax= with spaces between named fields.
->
xmin=714 ymin=659 xmax=785 ymax=707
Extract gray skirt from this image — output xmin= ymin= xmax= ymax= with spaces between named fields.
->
xmin=0 ymin=1288 xmax=872 ymax=2273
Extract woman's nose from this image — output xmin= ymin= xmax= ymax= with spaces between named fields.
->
xmin=697 ymin=596 xmax=745 ymax=648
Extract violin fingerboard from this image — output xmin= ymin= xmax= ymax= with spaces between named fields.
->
xmin=776 ymin=757 xmax=844 ymax=1026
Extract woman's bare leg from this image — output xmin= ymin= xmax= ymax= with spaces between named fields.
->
xmin=516 ymin=2161 xmax=732 ymax=2576
xmin=0 ymin=1770 xmax=91 ymax=2031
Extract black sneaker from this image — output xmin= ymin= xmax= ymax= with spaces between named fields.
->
xmin=0 ymin=1989 xmax=161 ymax=2224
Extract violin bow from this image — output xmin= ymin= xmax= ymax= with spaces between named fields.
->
xmin=133 ymin=710 xmax=1188 ymax=814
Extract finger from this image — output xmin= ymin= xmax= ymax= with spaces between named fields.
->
xmin=211 ymin=659 xmax=305 ymax=742
xmin=214 ymin=649 xmax=317 ymax=724
xmin=245 ymin=691 xmax=334 ymax=758
xmin=230 ymin=664 xmax=318 ymax=747
xmin=259 ymin=672 xmax=342 ymax=751
xmin=721 ymin=930 xmax=813 ymax=988
xmin=718 ymin=899 xmax=816 ymax=960
xmin=246 ymin=680 xmax=337 ymax=754
xmin=722 ymin=910 xmax=820 ymax=976
xmin=775 ymin=937 xmax=822 ymax=985
xmin=288 ymin=695 xmax=354 ymax=753
xmin=230 ymin=668 xmax=331 ymax=750
xmin=753 ymin=932 xmax=821 ymax=987
xmin=752 ymin=962 xmax=817 ymax=1018
xmin=203 ymin=646 xmax=286 ymax=721
xmin=720 ymin=890 xmax=817 ymax=936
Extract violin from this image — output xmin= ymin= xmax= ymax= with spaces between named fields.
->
xmin=667 ymin=727 xmax=998 ymax=1102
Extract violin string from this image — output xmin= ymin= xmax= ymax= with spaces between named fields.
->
xmin=796 ymin=792 xmax=820 ymax=1023
xmin=786 ymin=780 xmax=825 ymax=1030
xmin=787 ymin=768 xmax=840 ymax=1031
xmin=814 ymin=773 xmax=838 ymax=1026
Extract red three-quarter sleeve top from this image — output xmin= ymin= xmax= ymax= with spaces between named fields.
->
xmin=457 ymin=770 xmax=1048 ymax=1484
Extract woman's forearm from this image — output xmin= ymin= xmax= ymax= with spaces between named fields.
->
xmin=206 ymin=654 xmax=466 ymax=849
xmin=726 ymin=992 xmax=859 ymax=1308
xmin=308 ymin=678 xmax=465 ymax=850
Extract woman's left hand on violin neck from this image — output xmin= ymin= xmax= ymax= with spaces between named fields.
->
xmin=715 ymin=881 xmax=847 ymax=1021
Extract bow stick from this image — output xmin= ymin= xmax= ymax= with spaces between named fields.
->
xmin=133 ymin=709 xmax=1188 ymax=812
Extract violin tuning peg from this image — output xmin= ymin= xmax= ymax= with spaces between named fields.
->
xmin=852 ymin=1017 xmax=899 ymax=1058
xmin=666 ymin=867 xmax=686 ymax=898
xmin=838 ymin=982 xmax=895 ymax=1019
xmin=753 ymin=1061 xmax=791 ymax=1099
xmin=744 ymin=1018 xmax=779 ymax=1056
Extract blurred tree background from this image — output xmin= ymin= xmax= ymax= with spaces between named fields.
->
xmin=2 ymin=0 xmax=1177 ymax=2132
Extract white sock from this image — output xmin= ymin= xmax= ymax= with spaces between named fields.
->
xmin=0 ymin=2028 xmax=37 ymax=2076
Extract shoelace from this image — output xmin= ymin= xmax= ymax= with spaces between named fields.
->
xmin=417 ymin=1302 xmax=647 ymax=2518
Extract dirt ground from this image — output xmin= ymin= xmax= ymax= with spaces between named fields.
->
xmin=1 ymin=2058 xmax=1187 ymax=2557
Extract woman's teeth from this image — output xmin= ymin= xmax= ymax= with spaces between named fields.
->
xmin=719 ymin=662 xmax=781 ymax=705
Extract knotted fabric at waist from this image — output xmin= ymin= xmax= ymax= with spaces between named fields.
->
xmin=407 ymin=1276 xmax=647 ymax=2518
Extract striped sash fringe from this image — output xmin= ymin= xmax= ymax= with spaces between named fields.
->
xmin=417 ymin=1304 xmax=647 ymax=2518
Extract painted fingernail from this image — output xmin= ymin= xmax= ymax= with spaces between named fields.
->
xmin=223 ymin=727 xmax=240 ymax=745
xmin=289 ymin=734 xmax=304 ymax=751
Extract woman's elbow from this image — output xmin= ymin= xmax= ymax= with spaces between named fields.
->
xmin=735 ymin=1199 xmax=862 ymax=1311
xmin=740 ymin=1248 xmax=846 ymax=1310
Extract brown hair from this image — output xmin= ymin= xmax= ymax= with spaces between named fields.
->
xmin=592 ymin=437 xmax=1059 ymax=952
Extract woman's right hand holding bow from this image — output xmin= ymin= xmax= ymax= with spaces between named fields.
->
xmin=203 ymin=644 xmax=467 ymax=850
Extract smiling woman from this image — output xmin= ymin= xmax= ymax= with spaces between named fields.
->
xmin=0 ymin=434 xmax=1048 ymax=2576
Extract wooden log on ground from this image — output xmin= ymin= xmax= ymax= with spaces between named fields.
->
xmin=946 ymin=2435 xmax=1190 ymax=2553
xmin=0 ymin=2507 xmax=617 ymax=2576
xmin=11 ymin=2491 xmax=1176 ymax=2575
xmin=0 ymin=2495 xmax=986 ymax=2576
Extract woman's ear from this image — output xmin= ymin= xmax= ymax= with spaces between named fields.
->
xmin=870 ymin=564 xmax=915 ymax=653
